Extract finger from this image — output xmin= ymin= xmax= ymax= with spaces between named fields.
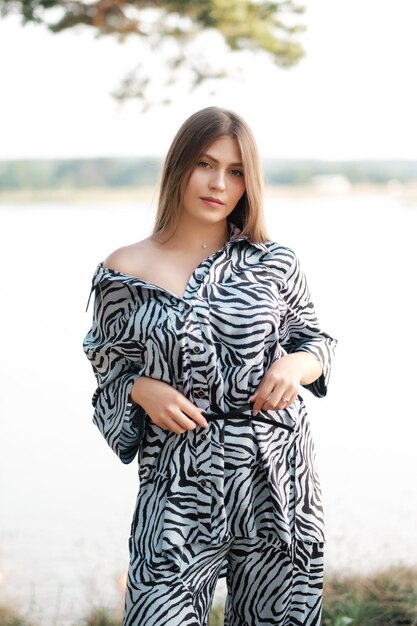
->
xmin=180 ymin=401 xmax=209 ymax=428
xmin=251 ymin=381 xmax=299 ymax=413
xmin=275 ymin=393 xmax=290 ymax=409
xmin=252 ymin=377 xmax=289 ymax=414
xmin=153 ymin=398 xmax=198 ymax=432
xmin=160 ymin=415 xmax=189 ymax=434
xmin=249 ymin=393 xmax=269 ymax=416
xmin=277 ymin=389 xmax=297 ymax=409
xmin=288 ymin=391 xmax=299 ymax=406
xmin=151 ymin=416 xmax=182 ymax=433
xmin=251 ymin=388 xmax=276 ymax=416
xmin=257 ymin=384 xmax=297 ymax=411
xmin=151 ymin=409 xmax=191 ymax=434
xmin=260 ymin=393 xmax=284 ymax=411
xmin=251 ymin=398 xmax=265 ymax=416
xmin=171 ymin=410 xmax=198 ymax=431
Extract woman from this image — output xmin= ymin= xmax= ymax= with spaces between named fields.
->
xmin=83 ymin=106 xmax=337 ymax=626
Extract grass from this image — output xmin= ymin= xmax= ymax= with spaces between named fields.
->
xmin=1 ymin=565 xmax=416 ymax=626
xmin=322 ymin=565 xmax=417 ymax=626
xmin=0 ymin=604 xmax=34 ymax=626
xmin=80 ymin=607 xmax=122 ymax=626
xmin=208 ymin=605 xmax=224 ymax=625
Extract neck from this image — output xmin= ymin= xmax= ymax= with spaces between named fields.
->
xmin=156 ymin=218 xmax=231 ymax=253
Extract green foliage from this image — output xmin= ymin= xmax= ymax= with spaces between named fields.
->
xmin=0 ymin=0 xmax=305 ymax=107
xmin=209 ymin=603 xmax=224 ymax=626
xmin=0 ymin=156 xmax=162 ymax=190
xmin=80 ymin=607 xmax=122 ymax=626
xmin=263 ymin=158 xmax=417 ymax=185
xmin=323 ymin=565 xmax=417 ymax=626
xmin=0 ymin=605 xmax=34 ymax=626
xmin=1 ymin=157 xmax=416 ymax=192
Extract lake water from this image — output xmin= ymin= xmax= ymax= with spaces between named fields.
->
xmin=1 ymin=193 xmax=416 ymax=624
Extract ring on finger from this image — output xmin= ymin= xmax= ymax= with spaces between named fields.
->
xmin=281 ymin=396 xmax=290 ymax=403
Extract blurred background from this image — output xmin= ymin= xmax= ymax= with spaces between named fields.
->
xmin=1 ymin=0 xmax=416 ymax=624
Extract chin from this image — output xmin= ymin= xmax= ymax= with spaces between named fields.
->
xmin=195 ymin=210 xmax=227 ymax=222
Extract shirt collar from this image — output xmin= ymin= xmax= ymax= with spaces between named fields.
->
xmin=228 ymin=221 xmax=270 ymax=254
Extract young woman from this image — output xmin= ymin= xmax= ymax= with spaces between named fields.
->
xmin=83 ymin=106 xmax=337 ymax=626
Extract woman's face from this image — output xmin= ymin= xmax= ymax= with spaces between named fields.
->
xmin=181 ymin=135 xmax=246 ymax=224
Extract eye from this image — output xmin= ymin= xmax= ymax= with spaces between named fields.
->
xmin=230 ymin=169 xmax=244 ymax=177
xmin=197 ymin=161 xmax=211 ymax=168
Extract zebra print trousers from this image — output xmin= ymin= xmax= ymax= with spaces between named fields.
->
xmin=123 ymin=537 xmax=324 ymax=626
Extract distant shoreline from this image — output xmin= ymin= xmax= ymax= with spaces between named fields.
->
xmin=1 ymin=182 xmax=417 ymax=205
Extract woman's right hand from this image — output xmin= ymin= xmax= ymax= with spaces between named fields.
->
xmin=130 ymin=376 xmax=209 ymax=434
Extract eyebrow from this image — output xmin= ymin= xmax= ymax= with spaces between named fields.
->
xmin=202 ymin=153 xmax=243 ymax=167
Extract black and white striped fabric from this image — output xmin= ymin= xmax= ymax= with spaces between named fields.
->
xmin=123 ymin=536 xmax=324 ymax=626
xmin=83 ymin=220 xmax=337 ymax=624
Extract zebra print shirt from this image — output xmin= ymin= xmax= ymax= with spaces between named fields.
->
xmin=83 ymin=221 xmax=337 ymax=551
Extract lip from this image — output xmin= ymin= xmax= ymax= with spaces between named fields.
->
xmin=200 ymin=196 xmax=225 ymax=207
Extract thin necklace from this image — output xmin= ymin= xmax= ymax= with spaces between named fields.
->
xmin=200 ymin=233 xmax=229 ymax=250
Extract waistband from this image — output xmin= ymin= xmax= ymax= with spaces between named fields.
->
xmin=202 ymin=403 xmax=294 ymax=432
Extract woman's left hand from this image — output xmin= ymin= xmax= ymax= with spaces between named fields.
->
xmin=248 ymin=352 xmax=322 ymax=416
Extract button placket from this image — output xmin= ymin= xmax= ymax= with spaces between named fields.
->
xmin=196 ymin=445 xmax=212 ymax=537
xmin=186 ymin=312 xmax=208 ymax=405
xmin=181 ymin=287 xmax=213 ymax=539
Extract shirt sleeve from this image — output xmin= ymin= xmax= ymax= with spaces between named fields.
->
xmin=277 ymin=249 xmax=337 ymax=398
xmin=82 ymin=279 xmax=147 ymax=464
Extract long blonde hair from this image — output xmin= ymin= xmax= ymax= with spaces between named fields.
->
xmin=152 ymin=106 xmax=270 ymax=243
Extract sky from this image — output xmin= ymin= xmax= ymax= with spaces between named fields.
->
xmin=0 ymin=0 xmax=417 ymax=160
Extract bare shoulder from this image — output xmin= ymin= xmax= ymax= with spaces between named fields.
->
xmin=103 ymin=237 xmax=155 ymax=276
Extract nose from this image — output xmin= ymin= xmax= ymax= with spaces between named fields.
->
xmin=209 ymin=169 xmax=226 ymax=191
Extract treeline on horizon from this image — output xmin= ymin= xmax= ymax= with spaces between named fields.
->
xmin=0 ymin=157 xmax=416 ymax=190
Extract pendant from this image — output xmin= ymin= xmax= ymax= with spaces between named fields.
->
xmin=201 ymin=244 xmax=207 ymax=249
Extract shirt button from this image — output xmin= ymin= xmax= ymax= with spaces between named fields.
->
xmin=193 ymin=346 xmax=201 ymax=353
xmin=200 ymin=434 xmax=207 ymax=441
xmin=195 ymin=274 xmax=204 ymax=282
xmin=196 ymin=389 xmax=205 ymax=398
xmin=200 ymin=479 xmax=207 ymax=487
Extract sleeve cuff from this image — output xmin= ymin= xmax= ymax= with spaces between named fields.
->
xmin=92 ymin=372 xmax=146 ymax=464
